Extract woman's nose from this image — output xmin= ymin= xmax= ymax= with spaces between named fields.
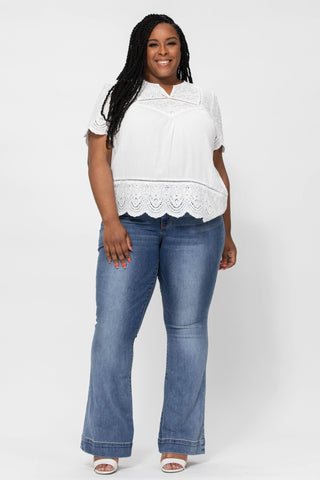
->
xmin=158 ymin=45 xmax=168 ymax=55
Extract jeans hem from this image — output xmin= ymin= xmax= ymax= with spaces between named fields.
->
xmin=158 ymin=437 xmax=205 ymax=455
xmin=80 ymin=435 xmax=132 ymax=457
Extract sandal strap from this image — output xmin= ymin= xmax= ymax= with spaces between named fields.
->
xmin=94 ymin=458 xmax=118 ymax=469
xmin=161 ymin=458 xmax=186 ymax=468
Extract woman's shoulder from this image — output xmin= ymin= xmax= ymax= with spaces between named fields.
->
xmin=186 ymin=81 xmax=218 ymax=115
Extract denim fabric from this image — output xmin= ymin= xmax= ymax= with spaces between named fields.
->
xmin=80 ymin=212 xmax=225 ymax=457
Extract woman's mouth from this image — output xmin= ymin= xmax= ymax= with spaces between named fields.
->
xmin=155 ymin=60 xmax=172 ymax=66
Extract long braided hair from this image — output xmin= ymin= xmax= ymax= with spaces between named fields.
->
xmin=101 ymin=13 xmax=193 ymax=150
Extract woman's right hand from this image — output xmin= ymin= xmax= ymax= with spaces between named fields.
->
xmin=102 ymin=218 xmax=133 ymax=269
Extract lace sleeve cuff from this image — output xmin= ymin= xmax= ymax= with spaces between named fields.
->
xmin=84 ymin=82 xmax=113 ymax=145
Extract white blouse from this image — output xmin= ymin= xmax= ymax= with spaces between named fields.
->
xmin=84 ymin=79 xmax=228 ymax=223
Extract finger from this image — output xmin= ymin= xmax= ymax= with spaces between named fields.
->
xmin=220 ymin=253 xmax=228 ymax=270
xmin=126 ymin=234 xmax=133 ymax=252
xmin=104 ymin=245 xmax=112 ymax=263
xmin=109 ymin=246 xmax=119 ymax=268
xmin=121 ymin=240 xmax=131 ymax=264
xmin=223 ymin=251 xmax=236 ymax=269
xmin=227 ymin=251 xmax=236 ymax=267
xmin=115 ymin=244 xmax=127 ymax=269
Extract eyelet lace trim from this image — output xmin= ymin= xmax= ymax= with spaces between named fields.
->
xmin=136 ymin=98 xmax=200 ymax=116
xmin=139 ymin=80 xmax=201 ymax=104
xmin=113 ymin=180 xmax=228 ymax=223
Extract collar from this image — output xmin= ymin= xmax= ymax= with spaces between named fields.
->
xmin=138 ymin=79 xmax=201 ymax=104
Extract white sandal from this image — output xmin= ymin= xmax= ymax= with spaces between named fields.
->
xmin=161 ymin=457 xmax=187 ymax=473
xmin=93 ymin=458 xmax=118 ymax=475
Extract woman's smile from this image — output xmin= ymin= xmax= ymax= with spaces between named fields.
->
xmin=144 ymin=23 xmax=181 ymax=83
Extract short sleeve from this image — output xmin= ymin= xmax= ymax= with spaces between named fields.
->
xmin=211 ymin=92 xmax=225 ymax=152
xmin=83 ymin=82 xmax=113 ymax=146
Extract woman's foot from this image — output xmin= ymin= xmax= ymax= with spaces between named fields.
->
xmin=93 ymin=456 xmax=119 ymax=473
xmin=160 ymin=452 xmax=188 ymax=471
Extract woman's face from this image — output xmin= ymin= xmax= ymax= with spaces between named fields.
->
xmin=144 ymin=23 xmax=181 ymax=83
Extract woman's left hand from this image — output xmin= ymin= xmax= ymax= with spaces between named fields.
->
xmin=219 ymin=234 xmax=237 ymax=270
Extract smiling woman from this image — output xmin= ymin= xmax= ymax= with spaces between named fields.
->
xmin=80 ymin=12 xmax=237 ymax=476
xmin=145 ymin=25 xmax=182 ymax=91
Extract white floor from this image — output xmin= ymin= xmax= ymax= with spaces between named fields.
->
xmin=1 ymin=430 xmax=319 ymax=480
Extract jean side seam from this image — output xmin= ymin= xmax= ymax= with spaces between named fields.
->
xmin=158 ymin=264 xmax=169 ymax=437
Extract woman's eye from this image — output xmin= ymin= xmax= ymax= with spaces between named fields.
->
xmin=148 ymin=42 xmax=177 ymax=47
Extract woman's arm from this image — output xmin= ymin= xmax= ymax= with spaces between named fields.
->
xmin=213 ymin=146 xmax=237 ymax=270
xmin=87 ymin=130 xmax=132 ymax=269
xmin=213 ymin=146 xmax=231 ymax=236
xmin=87 ymin=131 xmax=119 ymax=223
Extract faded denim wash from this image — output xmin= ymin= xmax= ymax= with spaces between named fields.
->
xmin=80 ymin=211 xmax=225 ymax=457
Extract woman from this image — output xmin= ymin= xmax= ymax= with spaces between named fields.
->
xmin=80 ymin=13 xmax=237 ymax=475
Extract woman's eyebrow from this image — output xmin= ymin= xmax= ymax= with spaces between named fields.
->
xmin=148 ymin=36 xmax=178 ymax=41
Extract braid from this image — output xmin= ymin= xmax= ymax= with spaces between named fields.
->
xmin=100 ymin=13 xmax=193 ymax=150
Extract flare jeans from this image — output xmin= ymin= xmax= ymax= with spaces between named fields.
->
xmin=80 ymin=211 xmax=225 ymax=457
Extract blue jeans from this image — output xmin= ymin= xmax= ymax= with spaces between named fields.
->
xmin=80 ymin=212 xmax=225 ymax=457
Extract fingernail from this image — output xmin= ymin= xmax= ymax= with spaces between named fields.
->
xmin=127 ymin=258 xmax=131 ymax=262
xmin=115 ymin=263 xmax=119 ymax=268
xmin=122 ymin=263 xmax=126 ymax=268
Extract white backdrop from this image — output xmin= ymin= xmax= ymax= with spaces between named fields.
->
xmin=1 ymin=1 xmax=319 ymax=479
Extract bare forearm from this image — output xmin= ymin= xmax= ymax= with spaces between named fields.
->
xmin=88 ymin=158 xmax=119 ymax=225
xmin=219 ymin=169 xmax=232 ymax=236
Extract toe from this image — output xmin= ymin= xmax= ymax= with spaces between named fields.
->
xmin=96 ymin=464 xmax=115 ymax=472
xmin=163 ymin=462 xmax=181 ymax=470
xmin=94 ymin=457 xmax=118 ymax=472
xmin=161 ymin=454 xmax=187 ymax=471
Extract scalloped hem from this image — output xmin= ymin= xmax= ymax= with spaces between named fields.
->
xmin=113 ymin=180 xmax=228 ymax=223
